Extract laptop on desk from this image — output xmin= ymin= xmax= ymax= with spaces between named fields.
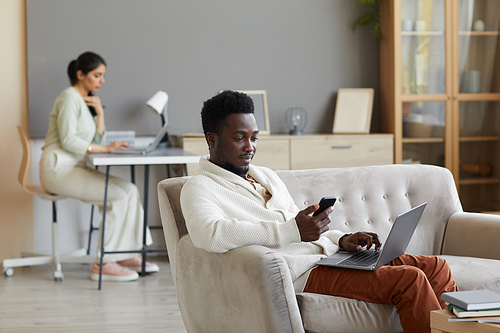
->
xmin=316 ymin=202 xmax=427 ymax=271
xmin=112 ymin=123 xmax=170 ymax=155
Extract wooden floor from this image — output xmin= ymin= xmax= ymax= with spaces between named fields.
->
xmin=0 ymin=256 xmax=187 ymax=332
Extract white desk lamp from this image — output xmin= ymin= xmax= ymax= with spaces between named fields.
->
xmin=146 ymin=90 xmax=168 ymax=126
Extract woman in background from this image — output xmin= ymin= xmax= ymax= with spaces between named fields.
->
xmin=40 ymin=51 xmax=159 ymax=282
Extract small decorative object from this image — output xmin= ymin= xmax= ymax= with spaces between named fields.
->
xmin=402 ymin=20 xmax=413 ymax=32
xmin=460 ymin=160 xmax=491 ymax=177
xmin=285 ymin=107 xmax=307 ymax=135
xmin=414 ymin=20 xmax=426 ymax=31
xmin=415 ymin=53 xmax=428 ymax=88
xmin=403 ymin=114 xmax=433 ymax=138
xmin=333 ymin=88 xmax=374 ymax=134
xmin=473 ymin=19 xmax=485 ymax=31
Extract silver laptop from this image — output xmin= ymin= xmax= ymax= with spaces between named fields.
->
xmin=112 ymin=123 xmax=170 ymax=155
xmin=315 ymin=202 xmax=427 ymax=271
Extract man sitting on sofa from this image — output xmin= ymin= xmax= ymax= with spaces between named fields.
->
xmin=180 ymin=90 xmax=458 ymax=333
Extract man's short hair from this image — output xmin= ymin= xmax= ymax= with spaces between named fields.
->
xmin=201 ymin=90 xmax=254 ymax=135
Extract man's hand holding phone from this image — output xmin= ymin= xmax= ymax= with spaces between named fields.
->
xmin=296 ymin=197 xmax=336 ymax=242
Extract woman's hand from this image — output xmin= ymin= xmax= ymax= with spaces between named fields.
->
xmin=87 ymin=141 xmax=131 ymax=154
xmin=83 ymin=95 xmax=104 ymax=116
xmin=106 ymin=141 xmax=131 ymax=152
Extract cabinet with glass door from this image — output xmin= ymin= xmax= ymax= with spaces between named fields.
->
xmin=453 ymin=0 xmax=500 ymax=212
xmin=380 ymin=0 xmax=500 ymax=212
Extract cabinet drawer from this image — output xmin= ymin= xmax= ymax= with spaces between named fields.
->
xmin=290 ymin=135 xmax=393 ymax=169
xmin=252 ymin=139 xmax=289 ymax=170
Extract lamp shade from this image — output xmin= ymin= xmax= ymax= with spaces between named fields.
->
xmin=146 ymin=90 xmax=168 ymax=115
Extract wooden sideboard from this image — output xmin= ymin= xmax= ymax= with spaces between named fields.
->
xmin=179 ymin=134 xmax=394 ymax=175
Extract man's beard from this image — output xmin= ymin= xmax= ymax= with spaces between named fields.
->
xmin=222 ymin=162 xmax=249 ymax=177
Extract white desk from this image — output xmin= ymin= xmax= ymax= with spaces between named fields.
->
xmin=87 ymin=147 xmax=200 ymax=289
xmin=88 ymin=147 xmax=200 ymax=167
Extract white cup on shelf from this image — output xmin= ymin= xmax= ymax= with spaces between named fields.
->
xmin=402 ymin=20 xmax=413 ymax=32
xmin=415 ymin=20 xmax=426 ymax=31
xmin=473 ymin=19 xmax=485 ymax=31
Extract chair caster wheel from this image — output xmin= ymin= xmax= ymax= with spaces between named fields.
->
xmin=54 ymin=271 xmax=64 ymax=281
xmin=4 ymin=268 xmax=14 ymax=277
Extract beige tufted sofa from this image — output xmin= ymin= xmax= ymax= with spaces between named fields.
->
xmin=157 ymin=164 xmax=500 ymax=333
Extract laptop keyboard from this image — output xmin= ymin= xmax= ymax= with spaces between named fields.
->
xmin=337 ymin=249 xmax=381 ymax=267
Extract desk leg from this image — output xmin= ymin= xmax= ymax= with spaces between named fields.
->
xmin=87 ymin=165 xmax=99 ymax=255
xmin=130 ymin=165 xmax=135 ymax=184
xmin=98 ymin=165 xmax=110 ymax=290
xmin=183 ymin=164 xmax=188 ymax=176
xmin=141 ymin=164 xmax=149 ymax=277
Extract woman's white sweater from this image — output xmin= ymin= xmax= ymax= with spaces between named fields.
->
xmin=180 ymin=156 xmax=345 ymax=291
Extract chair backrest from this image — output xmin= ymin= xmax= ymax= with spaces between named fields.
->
xmin=17 ymin=126 xmax=49 ymax=196
xmin=275 ymin=164 xmax=463 ymax=256
xmin=157 ymin=176 xmax=190 ymax=285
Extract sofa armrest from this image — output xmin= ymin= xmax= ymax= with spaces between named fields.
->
xmin=175 ymin=234 xmax=305 ymax=333
xmin=442 ymin=212 xmax=500 ymax=260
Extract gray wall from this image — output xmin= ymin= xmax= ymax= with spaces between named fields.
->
xmin=27 ymin=0 xmax=380 ymax=138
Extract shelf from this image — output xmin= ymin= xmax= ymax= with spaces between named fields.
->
xmin=457 ymin=93 xmax=500 ymax=101
xmin=459 ymin=178 xmax=500 ymax=185
xmin=460 ymin=136 xmax=500 ymax=142
xmin=402 ymin=137 xmax=444 ymax=144
xmin=401 ymin=31 xmax=444 ymax=36
xmin=459 ymin=31 xmax=500 ymax=36
xmin=401 ymin=94 xmax=448 ymax=102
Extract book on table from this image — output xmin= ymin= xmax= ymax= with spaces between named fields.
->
xmin=441 ymin=290 xmax=500 ymax=311
xmin=446 ymin=302 xmax=500 ymax=318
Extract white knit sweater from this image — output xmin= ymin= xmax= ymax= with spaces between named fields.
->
xmin=180 ymin=156 xmax=345 ymax=291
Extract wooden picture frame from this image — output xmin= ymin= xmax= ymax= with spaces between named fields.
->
xmin=239 ymin=90 xmax=270 ymax=135
xmin=332 ymin=88 xmax=374 ymax=134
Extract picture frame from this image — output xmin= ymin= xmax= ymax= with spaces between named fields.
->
xmin=239 ymin=90 xmax=270 ymax=135
xmin=332 ymin=88 xmax=374 ymax=134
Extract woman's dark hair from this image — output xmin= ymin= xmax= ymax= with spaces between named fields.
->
xmin=201 ymin=90 xmax=254 ymax=136
xmin=67 ymin=51 xmax=106 ymax=86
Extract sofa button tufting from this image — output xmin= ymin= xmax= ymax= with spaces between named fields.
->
xmin=405 ymin=193 xmax=409 ymax=197
xmin=361 ymin=196 xmax=366 ymax=201
xmin=388 ymin=218 xmax=393 ymax=222
xmin=367 ymin=220 xmax=371 ymax=224
xmin=338 ymin=198 xmax=343 ymax=202
xmin=345 ymin=221 xmax=349 ymax=226
xmin=304 ymin=201 xmax=308 ymax=205
xmin=383 ymin=195 xmax=388 ymax=199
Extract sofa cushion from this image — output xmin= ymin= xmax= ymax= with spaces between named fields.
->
xmin=297 ymin=293 xmax=403 ymax=333
xmin=440 ymin=255 xmax=500 ymax=293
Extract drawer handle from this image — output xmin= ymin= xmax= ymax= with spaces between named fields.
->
xmin=331 ymin=145 xmax=352 ymax=149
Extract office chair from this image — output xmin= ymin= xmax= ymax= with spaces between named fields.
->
xmin=2 ymin=126 xmax=95 ymax=281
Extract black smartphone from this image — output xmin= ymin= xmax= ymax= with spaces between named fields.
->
xmin=312 ymin=197 xmax=337 ymax=216
xmin=87 ymin=92 xmax=97 ymax=117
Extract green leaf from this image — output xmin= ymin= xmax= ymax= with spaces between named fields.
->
xmin=353 ymin=0 xmax=383 ymax=40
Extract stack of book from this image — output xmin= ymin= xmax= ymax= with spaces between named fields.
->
xmin=441 ymin=289 xmax=500 ymax=323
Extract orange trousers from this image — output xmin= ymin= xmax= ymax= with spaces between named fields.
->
xmin=304 ymin=254 xmax=458 ymax=333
